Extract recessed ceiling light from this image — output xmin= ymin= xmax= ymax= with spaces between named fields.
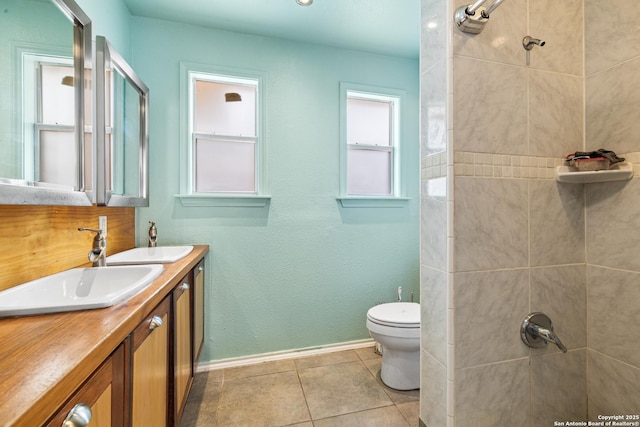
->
xmin=296 ymin=0 xmax=313 ymax=6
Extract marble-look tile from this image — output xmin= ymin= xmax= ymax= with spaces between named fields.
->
xmin=587 ymin=350 xmax=640 ymax=419
xmin=586 ymin=57 xmax=640 ymax=154
xmin=530 ymin=180 xmax=585 ymax=266
xmin=452 ymin=0 xmax=527 ymax=66
xmin=531 ymin=350 xmax=587 ymax=425
xmin=587 ymin=266 xmax=640 ymax=367
xmin=528 ymin=71 xmax=583 ymax=158
xmin=455 ymin=359 xmax=530 ymax=427
xmin=586 ymin=179 xmax=640 ymax=271
xmin=421 ymin=60 xmax=448 ymax=157
xmin=454 ymin=178 xmax=528 ymax=271
xmin=420 ymin=266 xmax=447 ymax=364
xmin=420 ymin=349 xmax=447 ymax=427
xmin=294 ymin=349 xmax=359 ymax=370
xmin=214 ymin=370 xmax=310 ymax=426
xmin=420 ymin=0 xmax=448 ymax=71
xmin=314 ymin=406 xmax=410 ymax=427
xmin=454 ymin=269 xmax=529 ymax=368
xmin=298 ymin=361 xmax=392 ymax=420
xmin=585 ymin=0 xmax=640 ymax=75
xmin=421 ymin=178 xmax=447 ymax=270
xmin=453 ymin=57 xmax=528 ymax=155
xmin=529 ymin=0 xmax=583 ymax=75
xmin=530 ymin=265 xmax=586 ymax=352
xmin=223 ymin=358 xmax=295 ymax=381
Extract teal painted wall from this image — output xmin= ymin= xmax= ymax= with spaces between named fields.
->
xmin=76 ymin=0 xmax=131 ymax=59
xmin=130 ymin=17 xmax=420 ymax=361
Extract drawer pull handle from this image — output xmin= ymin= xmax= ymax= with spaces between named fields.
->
xmin=181 ymin=283 xmax=190 ymax=291
xmin=63 ymin=403 xmax=92 ymax=427
xmin=149 ymin=315 xmax=163 ymax=330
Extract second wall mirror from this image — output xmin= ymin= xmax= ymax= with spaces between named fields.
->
xmin=95 ymin=35 xmax=149 ymax=207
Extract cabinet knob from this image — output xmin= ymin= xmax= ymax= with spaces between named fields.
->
xmin=181 ymin=282 xmax=190 ymax=291
xmin=63 ymin=403 xmax=92 ymax=427
xmin=149 ymin=315 xmax=163 ymax=330
xmin=198 ymin=266 xmax=203 ymax=272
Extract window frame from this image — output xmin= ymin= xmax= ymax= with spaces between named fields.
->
xmin=177 ymin=63 xmax=269 ymax=207
xmin=28 ymin=56 xmax=77 ymax=189
xmin=338 ymin=82 xmax=409 ymax=208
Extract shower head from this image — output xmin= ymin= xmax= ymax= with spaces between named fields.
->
xmin=454 ymin=0 xmax=509 ymax=34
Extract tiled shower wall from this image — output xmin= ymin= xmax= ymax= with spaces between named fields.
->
xmin=420 ymin=0 xmax=640 ymax=427
xmin=584 ymin=0 xmax=640 ymax=418
xmin=420 ymin=0 xmax=640 ymax=426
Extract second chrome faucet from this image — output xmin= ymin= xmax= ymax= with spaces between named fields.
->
xmin=78 ymin=227 xmax=107 ymax=267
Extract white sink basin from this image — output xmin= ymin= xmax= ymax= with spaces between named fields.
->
xmin=106 ymin=246 xmax=193 ymax=265
xmin=0 ymin=265 xmax=164 ymax=318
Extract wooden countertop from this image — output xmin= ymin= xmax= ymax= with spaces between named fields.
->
xmin=0 ymin=244 xmax=209 ymax=426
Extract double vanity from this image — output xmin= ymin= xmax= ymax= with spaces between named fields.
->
xmin=0 ymin=244 xmax=208 ymax=426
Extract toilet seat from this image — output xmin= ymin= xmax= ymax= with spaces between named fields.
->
xmin=367 ymin=302 xmax=420 ymax=328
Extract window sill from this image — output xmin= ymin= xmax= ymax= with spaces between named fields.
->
xmin=175 ymin=194 xmax=271 ymax=207
xmin=336 ymin=196 xmax=410 ymax=208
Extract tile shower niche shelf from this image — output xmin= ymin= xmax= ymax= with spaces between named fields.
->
xmin=555 ymin=162 xmax=633 ymax=184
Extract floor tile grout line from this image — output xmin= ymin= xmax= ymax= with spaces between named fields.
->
xmin=294 ymin=361 xmax=314 ymax=425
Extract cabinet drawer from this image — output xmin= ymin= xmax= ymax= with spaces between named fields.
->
xmin=132 ymin=297 xmax=171 ymax=351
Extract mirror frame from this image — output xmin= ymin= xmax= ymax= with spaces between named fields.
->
xmin=0 ymin=0 xmax=93 ymax=205
xmin=95 ymin=36 xmax=149 ymax=207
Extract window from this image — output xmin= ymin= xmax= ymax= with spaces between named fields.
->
xmin=179 ymin=64 xmax=268 ymax=206
xmin=339 ymin=83 xmax=406 ymax=206
xmin=21 ymin=55 xmax=88 ymax=190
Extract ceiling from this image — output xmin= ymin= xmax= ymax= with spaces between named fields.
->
xmin=123 ymin=0 xmax=420 ymax=58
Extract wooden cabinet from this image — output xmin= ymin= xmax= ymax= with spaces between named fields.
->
xmin=193 ymin=259 xmax=205 ymax=365
xmin=47 ymin=344 xmax=126 ymax=426
xmin=20 ymin=250 xmax=208 ymax=427
xmin=172 ymin=274 xmax=193 ymax=424
xmin=131 ymin=297 xmax=170 ymax=427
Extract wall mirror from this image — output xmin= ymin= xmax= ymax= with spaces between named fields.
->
xmin=0 ymin=0 xmax=92 ymax=205
xmin=95 ymin=35 xmax=149 ymax=207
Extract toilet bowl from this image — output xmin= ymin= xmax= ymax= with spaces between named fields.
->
xmin=366 ymin=302 xmax=420 ymax=390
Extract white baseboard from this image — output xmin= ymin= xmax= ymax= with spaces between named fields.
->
xmin=196 ymin=338 xmax=375 ymax=372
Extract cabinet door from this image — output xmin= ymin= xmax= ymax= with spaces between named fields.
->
xmin=173 ymin=275 xmax=192 ymax=423
xmin=47 ymin=344 xmax=125 ymax=426
xmin=131 ymin=297 xmax=170 ymax=427
xmin=193 ymin=259 xmax=205 ymax=364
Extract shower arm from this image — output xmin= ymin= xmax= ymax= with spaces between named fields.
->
xmin=482 ymin=0 xmax=506 ymax=17
xmin=465 ymin=0 xmax=488 ymax=15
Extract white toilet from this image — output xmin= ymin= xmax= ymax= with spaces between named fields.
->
xmin=366 ymin=302 xmax=420 ymax=390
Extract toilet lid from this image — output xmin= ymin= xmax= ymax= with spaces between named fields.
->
xmin=367 ymin=302 xmax=420 ymax=328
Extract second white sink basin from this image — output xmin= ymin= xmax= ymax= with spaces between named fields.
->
xmin=0 ymin=265 xmax=164 ymax=318
xmin=106 ymin=246 xmax=194 ymax=265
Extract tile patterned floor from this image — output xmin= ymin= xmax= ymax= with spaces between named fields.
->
xmin=180 ymin=346 xmax=420 ymax=427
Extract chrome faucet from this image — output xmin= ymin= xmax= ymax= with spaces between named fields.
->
xmin=520 ymin=312 xmax=567 ymax=353
xmin=78 ymin=227 xmax=107 ymax=267
xmin=148 ymin=221 xmax=157 ymax=247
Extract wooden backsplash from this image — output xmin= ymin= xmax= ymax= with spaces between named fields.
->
xmin=0 ymin=205 xmax=136 ymax=292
